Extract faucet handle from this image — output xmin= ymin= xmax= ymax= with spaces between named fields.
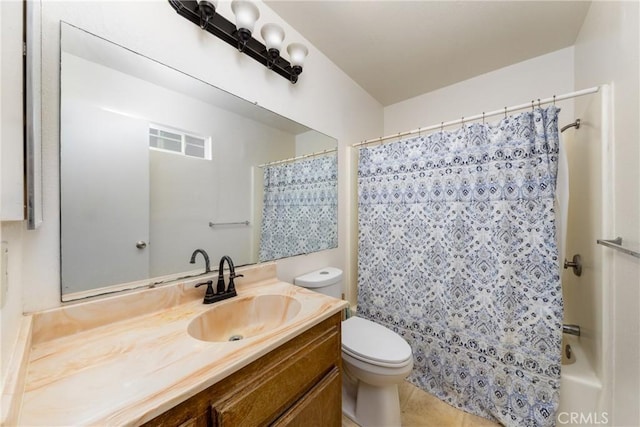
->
xmin=195 ymin=280 xmax=213 ymax=288
xmin=227 ymin=273 xmax=243 ymax=293
xmin=195 ymin=280 xmax=216 ymax=304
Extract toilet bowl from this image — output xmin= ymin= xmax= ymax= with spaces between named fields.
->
xmin=294 ymin=268 xmax=414 ymax=427
xmin=341 ymin=316 xmax=413 ymax=426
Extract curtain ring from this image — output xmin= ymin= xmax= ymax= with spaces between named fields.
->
xmin=441 ymin=121 xmax=444 ymax=133
xmin=461 ymin=116 xmax=465 ymax=127
xmin=538 ymin=98 xmax=541 ymax=108
xmin=504 ymin=107 xmax=507 ymax=118
xmin=482 ymin=112 xmax=485 ymax=124
xmin=418 ymin=127 xmax=422 ymax=137
xmin=531 ymin=100 xmax=534 ymax=111
xmin=553 ymin=95 xmax=556 ymax=105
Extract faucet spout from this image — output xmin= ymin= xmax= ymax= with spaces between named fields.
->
xmin=190 ymin=249 xmax=211 ymax=273
xmin=216 ymin=255 xmax=243 ymax=295
xmin=193 ymin=254 xmax=241 ymax=304
xmin=563 ymin=324 xmax=581 ymax=337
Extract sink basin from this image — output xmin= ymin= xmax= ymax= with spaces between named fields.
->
xmin=187 ymin=294 xmax=302 ymax=342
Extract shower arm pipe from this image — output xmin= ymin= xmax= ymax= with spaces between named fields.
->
xmin=353 ymin=86 xmax=600 ymax=148
xmin=561 ymin=119 xmax=581 ymax=133
xmin=258 ymin=148 xmax=337 ymax=168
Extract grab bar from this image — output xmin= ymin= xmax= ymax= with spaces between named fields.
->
xmin=209 ymin=220 xmax=250 ymax=228
xmin=597 ymin=237 xmax=640 ymax=259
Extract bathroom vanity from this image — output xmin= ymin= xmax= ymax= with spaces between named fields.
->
xmin=10 ymin=263 xmax=347 ymax=426
xmin=145 ymin=313 xmax=341 ymax=426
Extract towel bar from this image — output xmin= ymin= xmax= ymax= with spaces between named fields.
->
xmin=209 ymin=220 xmax=250 ymax=228
xmin=596 ymin=237 xmax=640 ymax=259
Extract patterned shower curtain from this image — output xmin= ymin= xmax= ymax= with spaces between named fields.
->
xmin=259 ymin=153 xmax=337 ymax=262
xmin=357 ymin=107 xmax=563 ymax=427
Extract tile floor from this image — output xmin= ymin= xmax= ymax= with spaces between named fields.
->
xmin=341 ymin=381 xmax=500 ymax=427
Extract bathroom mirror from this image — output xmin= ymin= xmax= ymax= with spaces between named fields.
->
xmin=60 ymin=22 xmax=337 ymax=301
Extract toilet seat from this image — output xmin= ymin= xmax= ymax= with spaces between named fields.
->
xmin=341 ymin=317 xmax=412 ymax=368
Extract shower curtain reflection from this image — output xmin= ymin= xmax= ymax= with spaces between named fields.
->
xmin=259 ymin=153 xmax=338 ymax=261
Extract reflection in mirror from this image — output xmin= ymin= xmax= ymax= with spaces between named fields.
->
xmin=60 ymin=22 xmax=337 ymax=301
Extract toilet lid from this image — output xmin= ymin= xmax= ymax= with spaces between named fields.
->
xmin=341 ymin=317 xmax=412 ymax=367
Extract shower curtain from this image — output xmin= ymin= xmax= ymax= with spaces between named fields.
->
xmin=259 ymin=153 xmax=337 ymax=262
xmin=357 ymin=107 xmax=563 ymax=427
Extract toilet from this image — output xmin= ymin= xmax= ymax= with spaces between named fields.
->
xmin=294 ymin=268 xmax=413 ymax=427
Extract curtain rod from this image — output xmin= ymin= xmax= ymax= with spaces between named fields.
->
xmin=258 ymin=147 xmax=337 ymax=168
xmin=353 ymin=86 xmax=600 ymax=148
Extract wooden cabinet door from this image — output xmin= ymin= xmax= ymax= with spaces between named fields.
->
xmin=144 ymin=314 xmax=342 ymax=427
xmin=212 ymin=327 xmax=339 ymax=426
xmin=142 ymin=395 xmax=211 ymax=427
xmin=150 ymin=400 xmax=213 ymax=427
xmin=176 ymin=412 xmax=210 ymax=427
xmin=271 ymin=367 xmax=341 ymax=427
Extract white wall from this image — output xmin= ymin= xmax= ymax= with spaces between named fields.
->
xmin=11 ymin=0 xmax=382 ymax=314
xmin=295 ymin=130 xmax=335 ymax=156
xmin=0 ymin=0 xmax=26 ymax=387
xmin=384 ymin=47 xmax=575 ymax=135
xmin=573 ymin=2 xmax=640 ymax=425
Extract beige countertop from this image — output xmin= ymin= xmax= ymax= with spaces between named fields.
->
xmin=15 ymin=264 xmax=347 ymax=426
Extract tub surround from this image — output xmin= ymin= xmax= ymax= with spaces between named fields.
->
xmin=558 ymin=335 xmax=603 ymax=418
xmin=10 ymin=263 xmax=347 ymax=426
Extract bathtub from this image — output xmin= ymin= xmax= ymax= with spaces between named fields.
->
xmin=557 ymin=335 xmax=605 ymax=426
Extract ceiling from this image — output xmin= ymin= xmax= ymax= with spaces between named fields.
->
xmin=265 ymin=1 xmax=591 ymax=106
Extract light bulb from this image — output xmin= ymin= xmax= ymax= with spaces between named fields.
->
xmin=286 ymin=43 xmax=308 ymax=83
xmin=287 ymin=43 xmax=308 ymax=68
xmin=231 ymin=0 xmax=260 ymax=51
xmin=261 ymin=23 xmax=285 ymax=68
xmin=261 ymin=23 xmax=285 ymax=53
xmin=231 ymin=0 xmax=260 ymax=34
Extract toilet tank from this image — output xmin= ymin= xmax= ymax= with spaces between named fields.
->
xmin=294 ymin=267 xmax=343 ymax=299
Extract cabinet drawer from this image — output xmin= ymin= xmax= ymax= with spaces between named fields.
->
xmin=272 ymin=366 xmax=341 ymax=427
xmin=213 ymin=326 xmax=340 ymax=426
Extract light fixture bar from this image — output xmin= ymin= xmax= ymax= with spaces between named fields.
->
xmin=168 ymin=0 xmax=302 ymax=83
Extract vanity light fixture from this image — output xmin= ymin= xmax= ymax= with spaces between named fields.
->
xmin=169 ymin=0 xmax=308 ymax=84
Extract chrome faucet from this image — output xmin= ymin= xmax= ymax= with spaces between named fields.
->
xmin=189 ymin=249 xmax=211 ymax=274
xmin=194 ymin=255 xmax=243 ymax=304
